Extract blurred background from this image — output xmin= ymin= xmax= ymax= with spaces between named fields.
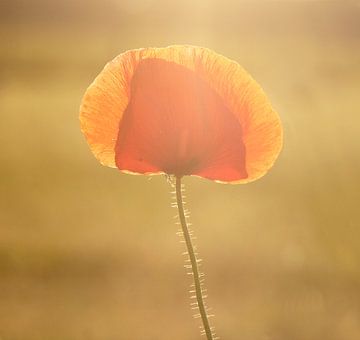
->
xmin=1 ymin=0 xmax=360 ymax=339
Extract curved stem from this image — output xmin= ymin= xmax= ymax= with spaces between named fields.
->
xmin=175 ymin=176 xmax=214 ymax=340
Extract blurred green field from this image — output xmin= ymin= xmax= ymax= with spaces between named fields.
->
xmin=1 ymin=1 xmax=360 ymax=339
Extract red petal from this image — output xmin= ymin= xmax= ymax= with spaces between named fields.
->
xmin=115 ymin=58 xmax=247 ymax=181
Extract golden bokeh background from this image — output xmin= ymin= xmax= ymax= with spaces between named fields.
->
xmin=1 ymin=0 xmax=360 ymax=339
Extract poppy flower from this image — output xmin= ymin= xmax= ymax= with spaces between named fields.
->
xmin=80 ymin=45 xmax=282 ymax=183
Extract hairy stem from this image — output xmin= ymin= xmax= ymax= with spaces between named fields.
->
xmin=175 ymin=176 xmax=215 ymax=340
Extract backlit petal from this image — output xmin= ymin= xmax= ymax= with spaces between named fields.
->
xmin=79 ymin=45 xmax=282 ymax=183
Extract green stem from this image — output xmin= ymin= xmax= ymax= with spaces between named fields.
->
xmin=175 ymin=176 xmax=214 ymax=340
